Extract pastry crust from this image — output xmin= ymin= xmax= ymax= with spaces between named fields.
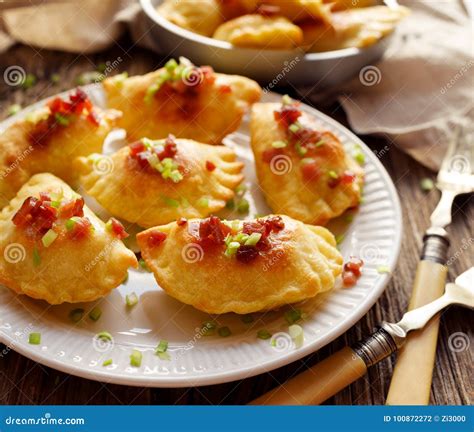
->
xmin=137 ymin=215 xmax=343 ymax=314
xmin=250 ymin=102 xmax=363 ymax=224
xmin=0 ymin=92 xmax=119 ymax=208
xmin=76 ymin=138 xmax=244 ymax=227
xmin=213 ymin=14 xmax=304 ymax=49
xmin=301 ymin=5 xmax=409 ymax=51
xmin=0 ymin=173 xmax=137 ymax=304
xmin=156 ymin=0 xmax=225 ymax=36
xmin=103 ymin=62 xmax=261 ymax=145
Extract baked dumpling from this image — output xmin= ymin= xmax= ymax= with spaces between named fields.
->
xmin=219 ymin=0 xmax=259 ymax=19
xmin=0 ymin=88 xmax=119 ymax=208
xmin=156 ymin=0 xmax=224 ymax=36
xmin=103 ymin=57 xmax=261 ymax=145
xmin=0 ymin=173 xmax=137 ymax=304
xmin=137 ymin=215 xmax=343 ymax=314
xmin=259 ymin=0 xmax=331 ymax=23
xmin=250 ymin=97 xmax=363 ymax=225
xmin=76 ymin=136 xmax=244 ymax=227
xmin=213 ymin=14 xmax=304 ymax=49
xmin=300 ymin=5 xmax=409 ymax=51
xmin=323 ymin=0 xmax=376 ymax=12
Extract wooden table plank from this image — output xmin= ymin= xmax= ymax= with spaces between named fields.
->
xmin=0 ymin=40 xmax=472 ymax=406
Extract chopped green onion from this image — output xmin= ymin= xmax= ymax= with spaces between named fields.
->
xmin=377 ymin=265 xmax=391 ymax=274
xmin=295 ymin=142 xmax=307 ymax=157
xmin=241 ymin=314 xmax=254 ymax=324
xmin=225 ymin=241 xmax=241 ymax=257
xmin=158 ymin=351 xmax=171 ymax=360
xmin=257 ymin=329 xmax=272 ymax=340
xmin=235 ymin=184 xmax=247 ymax=195
xmin=165 ymin=58 xmax=178 ymax=73
xmin=197 ymin=197 xmax=209 ymax=208
xmin=234 ymin=232 xmax=249 ymax=244
xmin=88 ymin=307 xmax=102 ymax=322
xmin=288 ymin=324 xmax=304 ymax=348
xmin=54 ymin=113 xmax=70 ymax=126
xmin=22 ymin=73 xmax=36 ymax=89
xmin=289 ymin=123 xmax=300 ymax=133
xmin=76 ymin=71 xmax=104 ymax=85
xmin=201 ymin=321 xmax=217 ymax=336
xmin=282 ymin=94 xmax=292 ymax=105
xmin=96 ymin=331 xmax=113 ymax=342
xmin=335 ymin=234 xmax=344 ymax=245
xmin=420 ymin=178 xmax=434 ymax=192
xmin=41 ymin=229 xmax=58 ymax=248
xmin=244 ymin=232 xmax=262 ymax=246
xmin=130 ymin=349 xmax=142 ymax=367
xmin=7 ymin=104 xmax=21 ymax=116
xmin=125 ymin=292 xmax=139 ymax=307
xmin=65 ymin=217 xmax=81 ymax=231
xmin=272 ymin=140 xmax=287 ymax=149
xmin=218 ymin=326 xmax=231 ymax=337
xmin=284 ymin=308 xmax=302 ymax=325
xmin=225 ymin=199 xmax=235 ymax=210
xmin=32 ymin=246 xmax=41 ymax=266
xmin=314 ymin=139 xmax=326 ymax=148
xmin=155 ymin=340 xmax=168 ymax=354
xmin=236 ymin=198 xmax=249 ymax=214
xmin=354 ymin=150 xmax=365 ymax=165
xmin=102 ymin=359 xmax=113 ymax=367
xmin=97 ymin=63 xmax=107 ymax=73
xmin=28 ymin=332 xmax=41 ymax=345
xmin=139 ymin=258 xmax=151 ymax=272
xmin=328 ymin=170 xmax=339 ymax=179
xmin=162 ymin=196 xmax=180 ymax=207
xmin=69 ymin=308 xmax=84 ymax=323
xmin=50 ymin=73 xmax=60 ymax=84
xmin=114 ymin=72 xmax=128 ymax=88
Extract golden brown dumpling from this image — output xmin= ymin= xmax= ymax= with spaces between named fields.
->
xmin=0 ymin=173 xmax=137 ymax=304
xmin=219 ymin=0 xmax=259 ymax=19
xmin=259 ymin=0 xmax=331 ymax=23
xmin=250 ymin=98 xmax=363 ymax=225
xmin=323 ymin=0 xmax=376 ymax=12
xmin=301 ymin=5 xmax=409 ymax=51
xmin=76 ymin=136 xmax=244 ymax=228
xmin=0 ymin=88 xmax=119 ymax=208
xmin=156 ymin=0 xmax=224 ymax=36
xmin=103 ymin=58 xmax=261 ymax=145
xmin=137 ymin=215 xmax=343 ymax=314
xmin=213 ymin=14 xmax=304 ymax=49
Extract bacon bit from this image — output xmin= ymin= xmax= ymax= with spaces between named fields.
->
xmin=206 ymin=161 xmax=216 ymax=171
xmin=242 ymin=216 xmax=285 ymax=242
xmin=147 ymin=231 xmax=167 ymax=247
xmin=218 ymin=84 xmax=232 ymax=94
xmin=197 ymin=216 xmax=231 ymax=247
xmin=274 ymin=104 xmax=302 ymax=129
xmin=109 ymin=218 xmax=129 ymax=240
xmin=341 ymin=171 xmax=356 ymax=185
xmin=262 ymin=147 xmax=283 ymax=163
xmin=59 ymin=198 xmax=84 ymax=219
xmin=129 ymin=140 xmax=146 ymax=157
xmin=328 ymin=176 xmax=341 ymax=189
xmin=130 ymin=135 xmax=178 ymax=169
xmin=342 ymin=257 xmax=364 ymax=287
xmin=236 ymin=245 xmax=260 ymax=263
xmin=176 ymin=217 xmax=188 ymax=226
xmin=301 ymin=160 xmax=321 ymax=182
xmin=157 ymin=135 xmax=178 ymax=160
xmin=12 ymin=196 xmax=57 ymax=235
xmin=68 ymin=217 xmax=92 ymax=240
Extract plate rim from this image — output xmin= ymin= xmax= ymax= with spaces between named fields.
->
xmin=0 ymin=87 xmax=403 ymax=388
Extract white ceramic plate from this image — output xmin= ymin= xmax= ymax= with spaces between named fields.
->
xmin=0 ymin=86 xmax=402 ymax=387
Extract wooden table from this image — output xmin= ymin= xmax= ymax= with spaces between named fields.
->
xmin=0 ymin=39 xmax=472 ymax=406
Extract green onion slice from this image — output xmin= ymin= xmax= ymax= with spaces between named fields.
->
xmin=257 ymin=329 xmax=272 ymax=340
xmin=88 ymin=307 xmax=102 ymax=322
xmin=284 ymin=308 xmax=302 ymax=325
xmin=288 ymin=324 xmax=304 ymax=348
xmin=155 ymin=340 xmax=168 ymax=354
xmin=102 ymin=359 xmax=113 ymax=367
xmin=96 ymin=331 xmax=113 ymax=342
xmin=125 ymin=292 xmax=139 ymax=307
xmin=41 ymin=229 xmax=58 ymax=248
xmin=69 ymin=308 xmax=84 ymax=323
xmin=244 ymin=232 xmax=262 ymax=246
xmin=218 ymin=326 xmax=231 ymax=337
xmin=272 ymin=140 xmax=287 ymax=149
xmin=130 ymin=349 xmax=142 ymax=367
xmin=28 ymin=332 xmax=41 ymax=345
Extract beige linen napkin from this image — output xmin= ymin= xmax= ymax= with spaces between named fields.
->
xmin=1 ymin=0 xmax=472 ymax=171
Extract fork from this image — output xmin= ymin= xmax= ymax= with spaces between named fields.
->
xmin=386 ymin=124 xmax=474 ymax=405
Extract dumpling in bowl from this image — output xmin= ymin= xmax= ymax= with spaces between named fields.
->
xmin=137 ymin=215 xmax=343 ymax=314
xmin=219 ymin=0 xmax=259 ymax=19
xmin=322 ymin=0 xmax=376 ymax=12
xmin=300 ymin=5 xmax=409 ymax=51
xmin=259 ymin=0 xmax=332 ymax=23
xmin=103 ymin=57 xmax=261 ymax=145
xmin=76 ymin=136 xmax=244 ymax=228
xmin=0 ymin=88 xmax=119 ymax=208
xmin=156 ymin=0 xmax=224 ymax=36
xmin=250 ymin=97 xmax=363 ymax=225
xmin=213 ymin=14 xmax=304 ymax=49
xmin=0 ymin=173 xmax=137 ymax=304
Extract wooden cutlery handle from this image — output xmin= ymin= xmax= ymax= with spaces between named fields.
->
xmin=250 ymin=347 xmax=367 ymax=405
xmin=386 ymin=258 xmax=448 ymax=405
